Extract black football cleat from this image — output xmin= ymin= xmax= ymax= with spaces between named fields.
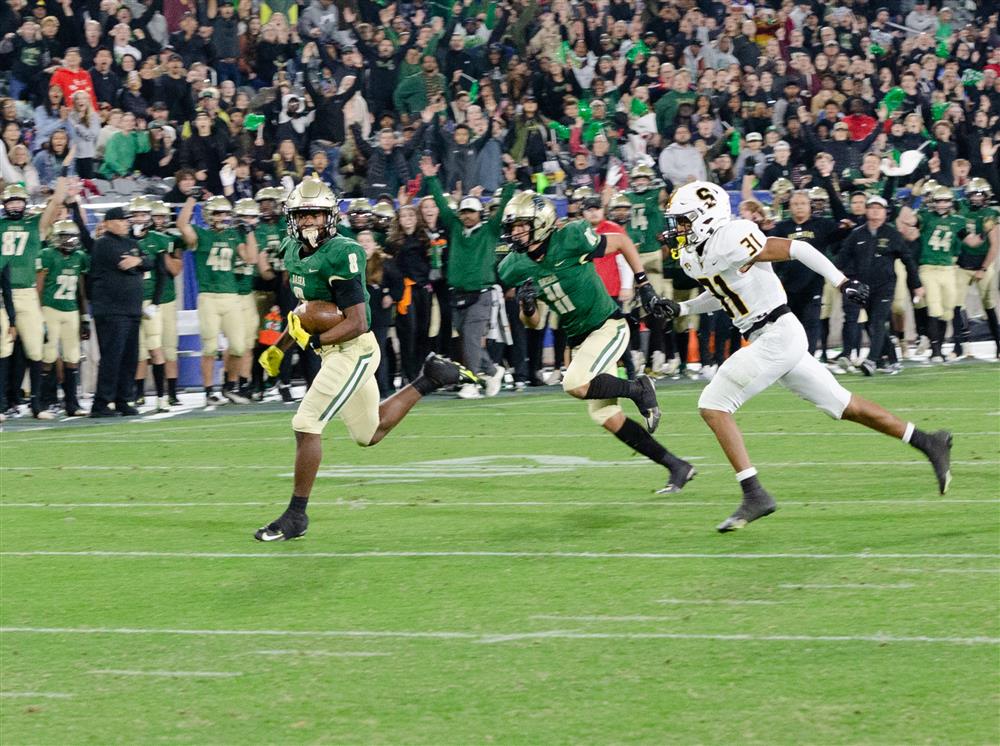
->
xmin=635 ymin=374 xmax=661 ymax=433
xmin=421 ymin=353 xmax=479 ymax=388
xmin=921 ymin=430 xmax=953 ymax=495
xmin=656 ymin=462 xmax=697 ymax=494
xmin=254 ymin=511 xmax=308 ymax=542
xmin=717 ymin=488 xmax=777 ymax=533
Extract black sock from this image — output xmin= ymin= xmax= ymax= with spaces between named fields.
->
xmin=167 ymin=378 xmax=178 ymax=398
xmin=740 ymin=473 xmax=763 ymax=495
xmin=239 ymin=376 xmax=248 ymax=389
xmin=584 ymin=373 xmax=641 ymax=401
xmin=287 ymin=495 xmax=309 ymax=514
xmin=205 ymin=385 xmax=214 ymax=395
xmin=152 ymin=364 xmax=165 ymax=397
xmin=820 ymin=318 xmax=830 ymax=355
xmin=134 ymin=378 xmax=144 ymax=398
xmin=0 ymin=355 xmax=8 ymax=411
xmin=986 ymin=308 xmax=1000 ymax=344
xmin=613 ymin=417 xmax=683 ymax=470
xmin=29 ymin=360 xmax=42 ymax=413
xmin=914 ymin=306 xmax=929 ymax=338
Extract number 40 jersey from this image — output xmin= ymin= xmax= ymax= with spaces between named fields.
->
xmin=678 ymin=218 xmax=787 ymax=335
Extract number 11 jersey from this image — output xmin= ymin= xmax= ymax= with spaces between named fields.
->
xmin=678 ymin=218 xmax=787 ymax=334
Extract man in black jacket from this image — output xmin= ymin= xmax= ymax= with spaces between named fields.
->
xmin=89 ymin=207 xmax=153 ymax=417
xmin=838 ymin=196 xmax=924 ymax=376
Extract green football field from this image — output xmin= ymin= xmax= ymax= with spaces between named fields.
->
xmin=1 ymin=364 xmax=998 ymax=744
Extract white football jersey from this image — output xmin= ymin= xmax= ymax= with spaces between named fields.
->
xmin=678 ymin=218 xmax=787 ymax=334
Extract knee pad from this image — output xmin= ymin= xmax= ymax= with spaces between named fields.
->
xmin=588 ymin=400 xmax=621 ymax=426
xmin=291 ymin=412 xmax=324 ymax=435
xmin=200 ymin=337 xmax=218 ymax=356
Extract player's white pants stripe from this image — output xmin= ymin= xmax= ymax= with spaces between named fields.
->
xmin=321 ymin=353 xmax=373 ymax=423
xmin=589 ymin=324 xmax=628 ymax=374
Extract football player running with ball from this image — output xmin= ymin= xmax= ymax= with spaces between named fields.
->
xmin=656 ymin=182 xmax=953 ymax=532
xmin=499 ymin=192 xmax=696 ymax=494
xmin=254 ymin=177 xmax=477 ymax=541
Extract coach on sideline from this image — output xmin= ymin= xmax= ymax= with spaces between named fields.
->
xmin=89 ymin=206 xmax=153 ymax=417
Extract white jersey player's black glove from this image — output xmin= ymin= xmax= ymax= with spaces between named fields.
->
xmin=653 ymin=297 xmax=681 ymax=321
xmin=839 ymin=278 xmax=870 ymax=304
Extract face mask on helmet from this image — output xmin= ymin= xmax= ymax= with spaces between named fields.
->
xmin=258 ymin=199 xmax=278 ymax=223
xmin=57 ymin=234 xmax=80 ymax=254
xmin=3 ymin=199 xmax=26 ymax=221
xmin=290 ymin=208 xmax=334 ymax=248
xmin=659 ymin=214 xmax=693 ymax=254
xmin=502 ymin=218 xmax=538 ymax=253
xmin=609 ymin=207 xmax=631 ymax=225
xmin=968 ymin=191 xmax=987 ymax=208
xmin=151 ymin=215 xmax=169 ymax=230
xmin=348 ymin=210 xmax=372 ymax=230
xmin=129 ymin=213 xmax=152 ymax=237
xmin=933 ymin=198 xmax=953 ymax=215
xmin=209 ymin=210 xmax=233 ymax=230
xmin=632 ymin=177 xmax=652 ymax=193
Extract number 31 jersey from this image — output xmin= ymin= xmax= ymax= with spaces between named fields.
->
xmin=678 ymin=218 xmax=787 ymax=334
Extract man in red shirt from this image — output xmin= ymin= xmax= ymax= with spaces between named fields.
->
xmin=49 ymin=48 xmax=97 ymax=110
xmin=582 ymin=194 xmax=638 ymax=378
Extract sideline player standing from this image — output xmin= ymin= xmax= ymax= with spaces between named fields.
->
xmin=499 ymin=191 xmax=696 ymax=493
xmin=253 ymin=177 xmax=478 ymax=541
xmin=657 ymin=181 xmax=952 ymax=532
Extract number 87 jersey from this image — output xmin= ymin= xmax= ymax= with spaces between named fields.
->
xmin=678 ymin=218 xmax=788 ymax=335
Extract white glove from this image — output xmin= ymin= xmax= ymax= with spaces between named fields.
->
xmin=219 ymin=165 xmax=236 ymax=188
xmin=143 ymin=304 xmax=158 ymax=319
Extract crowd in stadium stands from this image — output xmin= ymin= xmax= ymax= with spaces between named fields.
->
xmin=0 ymin=0 xmax=998 ymax=419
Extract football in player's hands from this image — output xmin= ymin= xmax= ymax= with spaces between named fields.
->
xmin=292 ymin=300 xmax=344 ymax=335
xmin=840 ymin=278 xmax=870 ymax=304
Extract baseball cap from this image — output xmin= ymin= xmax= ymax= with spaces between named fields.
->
xmin=458 ymin=196 xmax=483 ymax=213
xmin=746 ymin=131 xmax=763 ymax=142
xmin=833 ymin=121 xmax=849 ymax=131
xmin=774 ymin=140 xmax=791 ymax=151
xmin=104 ymin=207 xmax=127 ymax=220
xmin=866 ymin=195 xmax=888 ymax=207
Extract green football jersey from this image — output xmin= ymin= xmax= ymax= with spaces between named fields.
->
xmin=497 ymin=220 xmax=617 ymax=339
xmin=917 ymin=209 xmax=966 ymax=266
xmin=959 ymin=203 xmax=998 ymax=259
xmin=255 ymin=220 xmax=287 ymax=272
xmin=283 ymin=235 xmax=371 ymax=327
xmin=625 ymin=189 xmax=665 ymax=255
xmin=0 ymin=214 xmax=44 ymax=289
xmin=139 ymin=231 xmax=174 ymax=302
xmin=233 ymin=253 xmax=256 ymax=295
xmin=39 ymin=247 xmax=89 ymax=312
xmin=189 ymin=226 xmax=242 ymax=294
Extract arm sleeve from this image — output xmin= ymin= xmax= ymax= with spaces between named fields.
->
xmin=152 ymin=252 xmax=166 ymax=305
xmin=329 ymin=277 xmax=366 ymax=308
xmin=615 ymin=253 xmax=633 ymax=290
xmin=1 ymin=265 xmax=14 ymax=322
xmin=789 ymin=239 xmax=847 ymax=287
xmin=679 ymin=290 xmax=723 ymax=316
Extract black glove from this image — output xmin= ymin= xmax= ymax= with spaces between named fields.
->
xmin=652 ymin=296 xmax=681 ymax=321
xmin=188 ymin=186 xmax=204 ymax=201
xmin=840 ymin=278 xmax=870 ymax=304
xmin=636 ymin=280 xmax=660 ymax=315
xmin=516 ymin=280 xmax=537 ymax=316
xmin=234 ymin=221 xmax=250 ymax=237
xmin=80 ymin=318 xmax=91 ymax=341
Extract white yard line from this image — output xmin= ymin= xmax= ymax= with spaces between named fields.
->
xmin=0 ymin=692 xmax=73 ymax=699
xmin=2 ymin=626 xmax=995 ymax=647
xmin=250 ymin=650 xmax=391 ymax=658
xmin=888 ymin=567 xmax=1000 ymax=575
xmin=654 ymin=598 xmax=780 ymax=606
xmin=778 ymin=583 xmax=916 ymax=590
xmin=2 ymin=498 xmax=997 ymax=509
xmin=88 ymin=669 xmax=241 ymax=678
xmin=2 ymin=550 xmax=996 ymax=560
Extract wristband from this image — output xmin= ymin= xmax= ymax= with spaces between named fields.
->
xmin=634 ymin=271 xmax=649 ymax=285
xmin=308 ymin=334 xmax=324 ymax=350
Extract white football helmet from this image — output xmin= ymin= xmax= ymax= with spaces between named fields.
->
xmin=662 ymin=181 xmax=732 ymax=250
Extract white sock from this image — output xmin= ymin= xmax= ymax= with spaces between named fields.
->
xmin=902 ymin=422 xmax=915 ymax=444
xmin=735 ymin=466 xmax=758 ymax=482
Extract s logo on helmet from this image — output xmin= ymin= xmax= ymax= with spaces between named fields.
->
xmin=696 ymin=187 xmax=717 ymax=208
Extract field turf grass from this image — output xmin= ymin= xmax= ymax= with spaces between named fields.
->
xmin=1 ymin=363 xmax=998 ymax=744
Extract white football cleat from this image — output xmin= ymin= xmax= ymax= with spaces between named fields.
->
xmin=483 ymin=365 xmax=505 ymax=397
xmin=457 ymin=383 xmax=482 ymax=399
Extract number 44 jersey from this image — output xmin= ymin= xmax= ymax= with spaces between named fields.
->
xmin=678 ymin=218 xmax=787 ymax=335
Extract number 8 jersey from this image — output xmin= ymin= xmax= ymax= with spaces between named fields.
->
xmin=678 ymin=218 xmax=787 ymax=334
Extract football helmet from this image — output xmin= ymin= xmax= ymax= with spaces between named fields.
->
xmin=607 ymin=192 xmax=632 ymax=226
xmin=203 ymin=196 xmax=233 ymax=230
xmin=808 ymin=186 xmax=830 ymax=212
xmin=966 ymin=177 xmax=992 ymax=208
xmin=630 ymin=163 xmax=656 ymax=192
xmin=346 ymin=197 xmax=372 ymax=230
xmin=661 ymin=181 xmax=731 ymax=250
xmin=51 ymin=219 xmax=80 ymax=254
xmin=918 ymin=178 xmax=940 ymax=198
xmin=931 ymin=185 xmax=954 ymax=215
xmin=2 ymin=184 xmax=29 ymax=220
xmin=254 ymin=186 xmax=285 ymax=223
xmin=770 ymin=177 xmax=794 ymax=203
xmin=234 ymin=197 xmax=261 ymax=229
xmin=127 ymin=195 xmax=153 ymax=237
xmin=501 ymin=191 xmax=557 ymax=252
xmin=285 ymin=176 xmax=338 ymax=248
xmin=372 ymin=202 xmax=395 ymax=231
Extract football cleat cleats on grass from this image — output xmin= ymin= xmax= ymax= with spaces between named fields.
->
xmin=635 ymin=374 xmax=661 ymax=433
xmin=422 ymin=353 xmax=479 ymax=388
xmin=483 ymin=365 xmax=505 ymax=397
xmin=254 ymin=511 xmax=309 ymax=542
xmin=656 ymin=463 xmax=697 ymax=494
xmin=717 ymin=488 xmax=777 ymax=533
xmin=223 ymin=388 xmax=250 ymax=405
xmin=278 ymin=385 xmax=296 ymax=403
xmin=920 ymin=430 xmax=953 ymax=495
